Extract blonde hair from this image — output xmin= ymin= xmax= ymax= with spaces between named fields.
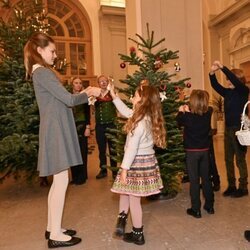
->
xmin=97 ymin=75 xmax=108 ymax=83
xmin=189 ymin=89 xmax=209 ymax=115
xmin=124 ymin=85 xmax=166 ymax=148
xmin=24 ymin=32 xmax=55 ymax=78
xmin=231 ymin=68 xmax=246 ymax=84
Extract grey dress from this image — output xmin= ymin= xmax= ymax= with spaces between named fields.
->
xmin=32 ymin=66 xmax=89 ymax=176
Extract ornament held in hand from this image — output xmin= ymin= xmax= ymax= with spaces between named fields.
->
xmin=88 ymin=96 xmax=97 ymax=105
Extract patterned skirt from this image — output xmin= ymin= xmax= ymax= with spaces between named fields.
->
xmin=111 ymin=154 xmax=163 ymax=197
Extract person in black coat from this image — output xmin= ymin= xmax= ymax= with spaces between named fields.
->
xmin=209 ymin=61 xmax=249 ymax=198
xmin=70 ymin=77 xmax=91 ymax=185
xmin=177 ymin=89 xmax=214 ymax=218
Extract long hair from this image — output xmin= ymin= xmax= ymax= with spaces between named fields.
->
xmin=189 ymin=89 xmax=209 ymax=115
xmin=124 ymin=85 xmax=166 ymax=148
xmin=231 ymin=68 xmax=246 ymax=84
xmin=24 ymin=32 xmax=55 ymax=79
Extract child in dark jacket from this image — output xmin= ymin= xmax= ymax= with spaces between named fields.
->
xmin=177 ymin=89 xmax=214 ymax=218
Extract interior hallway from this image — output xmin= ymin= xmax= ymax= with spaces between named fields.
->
xmin=0 ymin=135 xmax=250 ymax=250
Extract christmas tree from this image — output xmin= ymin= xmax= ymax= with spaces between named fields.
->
xmin=0 ymin=0 xmax=49 ymax=182
xmin=108 ymin=24 xmax=190 ymax=197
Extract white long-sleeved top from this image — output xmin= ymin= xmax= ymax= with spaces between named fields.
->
xmin=113 ymin=97 xmax=155 ymax=170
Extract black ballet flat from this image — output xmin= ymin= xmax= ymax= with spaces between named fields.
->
xmin=48 ymin=236 xmax=81 ymax=248
xmin=45 ymin=229 xmax=77 ymax=240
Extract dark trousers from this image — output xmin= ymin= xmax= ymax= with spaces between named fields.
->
xmin=224 ymin=127 xmax=248 ymax=189
xmin=186 ymin=150 xmax=214 ymax=211
xmin=209 ymin=136 xmax=220 ymax=186
xmin=95 ymin=123 xmax=117 ymax=171
xmin=71 ymin=123 xmax=88 ymax=184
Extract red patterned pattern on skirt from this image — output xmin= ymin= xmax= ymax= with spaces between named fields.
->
xmin=111 ymin=154 xmax=163 ymax=197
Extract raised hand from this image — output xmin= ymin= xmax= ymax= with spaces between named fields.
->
xmin=213 ymin=60 xmax=223 ymax=69
xmin=210 ymin=60 xmax=223 ymax=74
xmin=108 ymin=82 xmax=117 ymax=99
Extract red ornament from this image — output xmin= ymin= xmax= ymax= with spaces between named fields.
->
xmin=120 ymin=62 xmax=126 ymax=69
xmin=186 ymin=82 xmax=192 ymax=88
xmin=130 ymin=46 xmax=136 ymax=54
xmin=154 ymin=59 xmax=163 ymax=70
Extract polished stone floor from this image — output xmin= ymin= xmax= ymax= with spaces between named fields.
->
xmin=0 ymin=135 xmax=250 ymax=250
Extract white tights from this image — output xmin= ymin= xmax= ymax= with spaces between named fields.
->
xmin=47 ymin=170 xmax=71 ymax=241
xmin=119 ymin=194 xmax=142 ymax=228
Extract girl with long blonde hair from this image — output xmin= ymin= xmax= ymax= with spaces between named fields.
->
xmin=109 ymin=82 xmax=166 ymax=245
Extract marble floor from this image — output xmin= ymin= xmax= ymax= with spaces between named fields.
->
xmin=0 ymin=135 xmax=250 ymax=250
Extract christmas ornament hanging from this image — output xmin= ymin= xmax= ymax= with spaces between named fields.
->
xmin=159 ymin=91 xmax=167 ymax=102
xmin=154 ymin=59 xmax=163 ymax=70
xmin=160 ymin=84 xmax=167 ymax=91
xmin=120 ymin=62 xmax=126 ymax=69
xmin=130 ymin=46 xmax=136 ymax=54
xmin=186 ymin=82 xmax=192 ymax=88
xmin=174 ymin=62 xmax=181 ymax=72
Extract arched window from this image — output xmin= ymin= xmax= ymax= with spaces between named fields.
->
xmin=46 ymin=0 xmax=92 ymax=80
xmin=3 ymin=0 xmax=93 ymax=82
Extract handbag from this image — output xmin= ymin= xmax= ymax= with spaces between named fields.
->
xmin=235 ymin=100 xmax=250 ymax=146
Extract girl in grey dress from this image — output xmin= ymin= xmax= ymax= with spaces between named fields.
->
xmin=24 ymin=32 xmax=100 ymax=248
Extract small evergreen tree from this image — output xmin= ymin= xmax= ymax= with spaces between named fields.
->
xmin=108 ymin=24 xmax=190 ymax=197
xmin=0 ymin=0 xmax=49 ymax=182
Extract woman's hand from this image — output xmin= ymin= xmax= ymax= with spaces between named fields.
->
xmin=81 ymin=87 xmax=101 ymax=97
xmin=84 ymin=126 xmax=91 ymax=137
xmin=120 ymin=169 xmax=127 ymax=184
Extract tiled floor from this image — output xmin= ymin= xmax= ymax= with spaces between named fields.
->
xmin=0 ymin=135 xmax=250 ymax=250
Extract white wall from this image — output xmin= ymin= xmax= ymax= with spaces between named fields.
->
xmin=79 ymin=0 xmax=102 ymax=76
xmin=126 ymin=0 xmax=204 ymax=90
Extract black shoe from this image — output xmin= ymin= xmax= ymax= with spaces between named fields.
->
xmin=223 ymin=186 xmax=237 ymax=196
xmin=45 ymin=229 xmax=77 ymax=240
xmin=244 ymin=230 xmax=250 ymax=241
xmin=231 ymin=188 xmax=248 ymax=198
xmin=48 ymin=237 xmax=81 ymax=248
xmin=114 ymin=211 xmax=128 ymax=237
xmin=123 ymin=226 xmax=145 ymax=245
xmin=203 ymin=206 xmax=215 ymax=214
xmin=186 ymin=208 xmax=201 ymax=218
xmin=96 ymin=170 xmax=107 ymax=179
xmin=213 ymin=184 xmax=220 ymax=192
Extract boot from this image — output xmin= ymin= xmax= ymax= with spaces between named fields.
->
xmin=123 ymin=226 xmax=145 ymax=245
xmin=114 ymin=211 xmax=128 ymax=237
